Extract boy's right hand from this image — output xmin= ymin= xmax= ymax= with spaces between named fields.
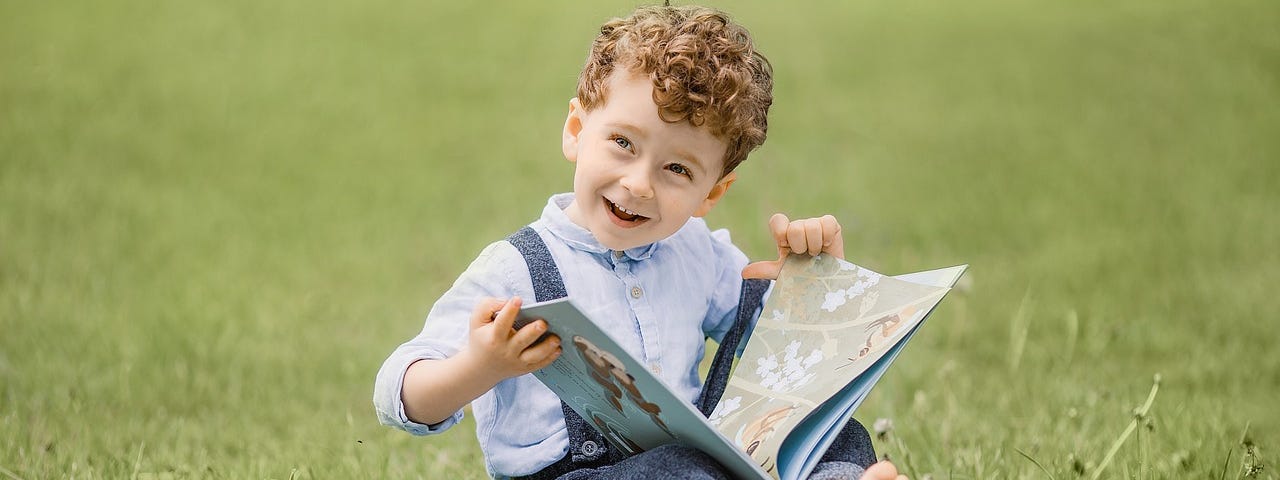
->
xmin=463 ymin=297 xmax=562 ymax=382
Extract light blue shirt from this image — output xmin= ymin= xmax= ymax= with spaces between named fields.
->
xmin=374 ymin=193 xmax=753 ymax=478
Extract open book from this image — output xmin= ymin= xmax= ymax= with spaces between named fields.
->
xmin=515 ymin=254 xmax=966 ymax=480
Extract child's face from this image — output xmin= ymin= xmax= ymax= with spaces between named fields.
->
xmin=561 ymin=70 xmax=736 ymax=251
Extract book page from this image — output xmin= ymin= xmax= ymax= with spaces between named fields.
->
xmin=706 ymin=254 xmax=949 ymax=478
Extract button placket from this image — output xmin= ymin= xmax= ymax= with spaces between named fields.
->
xmin=614 ymin=254 xmax=660 ymax=375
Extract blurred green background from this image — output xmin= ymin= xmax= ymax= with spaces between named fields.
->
xmin=2 ymin=0 xmax=1277 ymax=478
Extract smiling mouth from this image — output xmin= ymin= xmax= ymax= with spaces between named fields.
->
xmin=604 ymin=197 xmax=649 ymax=225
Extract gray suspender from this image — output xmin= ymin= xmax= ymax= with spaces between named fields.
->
xmin=696 ymin=277 xmax=769 ymax=416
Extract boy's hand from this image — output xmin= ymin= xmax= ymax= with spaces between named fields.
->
xmin=463 ymin=297 xmax=562 ymax=382
xmin=742 ymin=213 xmax=844 ymax=280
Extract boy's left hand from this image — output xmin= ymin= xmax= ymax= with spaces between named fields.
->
xmin=742 ymin=213 xmax=844 ymax=280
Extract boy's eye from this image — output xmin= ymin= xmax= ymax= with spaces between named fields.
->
xmin=666 ymin=163 xmax=693 ymax=179
xmin=612 ymin=136 xmax=632 ymax=151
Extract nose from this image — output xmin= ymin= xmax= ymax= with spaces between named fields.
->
xmin=619 ymin=164 xmax=654 ymax=199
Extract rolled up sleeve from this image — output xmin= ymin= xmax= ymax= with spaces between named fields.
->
xmin=373 ymin=345 xmax=459 ymax=434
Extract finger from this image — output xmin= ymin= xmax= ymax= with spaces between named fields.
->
xmin=741 ymin=259 xmax=784 ymax=280
xmin=820 ymin=214 xmax=845 ymax=259
xmin=786 ymin=220 xmax=806 ymax=254
xmin=804 ymin=218 xmax=823 ymax=254
xmin=512 ymin=318 xmax=549 ymax=348
xmin=491 ymin=296 xmax=522 ymax=331
xmin=768 ymin=213 xmax=790 ymax=249
xmin=526 ymin=345 xmax=563 ymax=372
xmin=520 ymin=333 xmax=562 ymax=367
xmin=470 ymin=297 xmax=504 ymax=329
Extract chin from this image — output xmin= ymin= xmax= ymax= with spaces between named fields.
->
xmin=593 ymin=227 xmax=657 ymax=251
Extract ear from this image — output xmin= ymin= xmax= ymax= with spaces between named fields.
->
xmin=562 ymin=98 xmax=586 ymax=163
xmin=693 ymin=171 xmax=736 ymax=217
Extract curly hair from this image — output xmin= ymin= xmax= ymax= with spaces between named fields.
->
xmin=577 ymin=5 xmax=773 ymax=177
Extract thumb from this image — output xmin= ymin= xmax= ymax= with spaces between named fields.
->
xmin=742 ymin=248 xmax=788 ymax=280
xmin=470 ymin=298 xmax=505 ymax=330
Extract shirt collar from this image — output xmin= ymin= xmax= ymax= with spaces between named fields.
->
xmin=541 ymin=193 xmax=656 ymax=262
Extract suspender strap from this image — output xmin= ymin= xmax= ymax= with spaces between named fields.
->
xmin=506 ymin=227 xmax=620 ymax=477
xmin=695 ymin=278 xmax=770 ymax=416
xmin=506 ymin=226 xmax=568 ymax=302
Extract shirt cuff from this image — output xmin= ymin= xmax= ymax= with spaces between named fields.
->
xmin=374 ymin=352 xmax=463 ymax=435
xmin=397 ymin=404 xmax=462 ymax=436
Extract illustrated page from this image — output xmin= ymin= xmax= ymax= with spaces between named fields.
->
xmin=706 ymin=255 xmax=950 ymax=477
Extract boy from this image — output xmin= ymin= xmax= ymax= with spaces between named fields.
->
xmin=375 ymin=5 xmax=907 ymax=480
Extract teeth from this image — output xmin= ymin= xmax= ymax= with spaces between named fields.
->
xmin=611 ymin=201 xmax=637 ymax=216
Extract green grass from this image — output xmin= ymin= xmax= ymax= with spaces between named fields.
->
xmin=2 ymin=0 xmax=1277 ymax=478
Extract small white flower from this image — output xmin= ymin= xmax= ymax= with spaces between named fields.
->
xmin=873 ymin=418 xmax=894 ymax=440
xmin=786 ymin=367 xmax=806 ymax=383
xmin=783 ymin=358 xmax=803 ymax=378
xmin=821 ymin=290 xmax=847 ymax=312
xmin=785 ymin=340 xmax=802 ymax=357
xmin=803 ymin=349 xmax=823 ymax=368
xmin=752 ymin=341 xmax=823 ymax=392
xmin=795 ymin=374 xmax=816 ymax=389
xmin=858 ymin=269 xmax=883 ymax=284
xmin=756 ymin=355 xmax=779 ymax=376
xmin=760 ymin=374 xmax=779 ymax=389
xmin=708 ymin=395 xmax=742 ymax=425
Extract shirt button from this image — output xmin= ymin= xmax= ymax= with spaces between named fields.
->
xmin=581 ymin=440 xmax=600 ymax=456
xmin=649 ymin=362 xmax=661 ymax=374
xmin=630 ymin=286 xmax=643 ymax=299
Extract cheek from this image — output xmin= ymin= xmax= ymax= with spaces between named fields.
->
xmin=571 ymin=155 xmax=603 ymax=178
xmin=661 ymin=190 xmax=707 ymax=216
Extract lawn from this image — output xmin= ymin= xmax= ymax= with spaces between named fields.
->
xmin=2 ymin=0 xmax=1276 ymax=478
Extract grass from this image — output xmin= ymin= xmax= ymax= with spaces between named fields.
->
xmin=2 ymin=0 xmax=1277 ymax=478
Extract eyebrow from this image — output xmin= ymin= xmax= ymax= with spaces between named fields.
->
xmin=604 ymin=121 xmax=647 ymax=138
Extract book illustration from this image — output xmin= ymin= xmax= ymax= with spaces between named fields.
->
xmin=583 ymin=405 xmax=644 ymax=456
xmin=517 ymin=256 xmax=966 ymax=480
xmin=733 ymin=404 xmax=799 ymax=473
xmin=572 ymin=335 xmax=672 ymax=435
xmin=839 ymin=305 xmax=918 ymax=369
xmin=710 ymin=255 xmax=950 ymax=475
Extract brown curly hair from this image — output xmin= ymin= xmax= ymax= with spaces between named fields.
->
xmin=577 ymin=5 xmax=773 ymax=177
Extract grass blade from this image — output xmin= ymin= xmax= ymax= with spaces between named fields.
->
xmin=1089 ymin=374 xmax=1162 ymax=480
xmin=1015 ymin=447 xmax=1056 ymax=480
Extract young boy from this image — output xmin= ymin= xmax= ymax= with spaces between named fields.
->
xmin=375 ymin=5 xmax=907 ymax=480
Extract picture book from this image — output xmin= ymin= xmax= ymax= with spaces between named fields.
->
xmin=515 ymin=254 xmax=967 ymax=480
